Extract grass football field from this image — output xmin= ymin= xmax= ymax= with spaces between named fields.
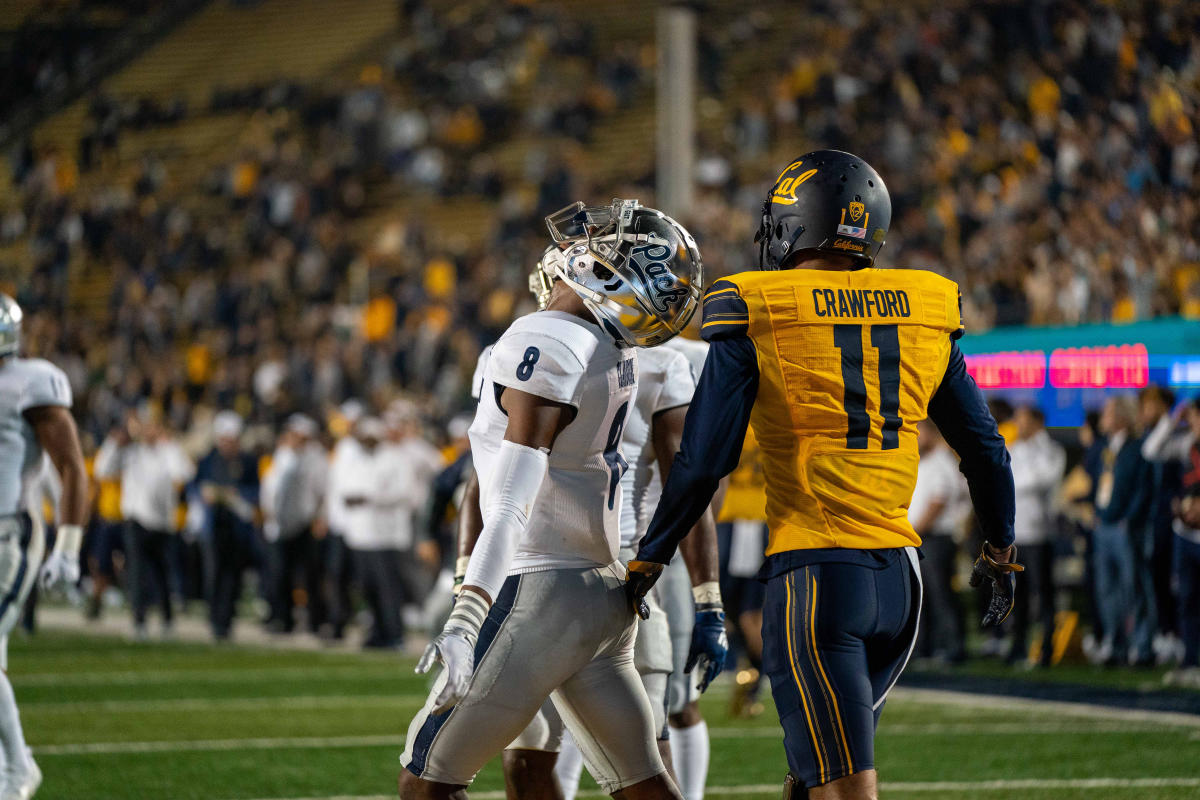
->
xmin=11 ymin=631 xmax=1200 ymax=800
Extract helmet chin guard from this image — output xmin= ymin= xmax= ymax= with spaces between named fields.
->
xmin=543 ymin=199 xmax=702 ymax=347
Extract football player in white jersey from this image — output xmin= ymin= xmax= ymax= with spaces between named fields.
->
xmin=0 ymin=295 xmax=88 ymax=800
xmin=552 ymin=315 xmax=727 ymax=800
xmin=398 ymin=201 xmax=702 ymax=800
xmin=453 ymin=255 xmax=726 ymax=800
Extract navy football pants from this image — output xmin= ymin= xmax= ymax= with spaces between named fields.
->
xmin=761 ymin=549 xmax=921 ymax=788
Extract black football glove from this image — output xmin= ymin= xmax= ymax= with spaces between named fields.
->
xmin=624 ymin=560 xmax=665 ymax=619
xmin=969 ymin=543 xmax=1024 ymax=627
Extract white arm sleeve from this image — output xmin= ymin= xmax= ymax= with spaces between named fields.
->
xmin=462 ymin=439 xmax=549 ymax=601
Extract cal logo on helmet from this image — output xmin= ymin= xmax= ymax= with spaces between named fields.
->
xmin=770 ymin=160 xmax=819 ymax=206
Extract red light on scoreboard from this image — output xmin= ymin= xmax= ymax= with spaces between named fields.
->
xmin=1048 ymin=344 xmax=1149 ymax=389
xmin=964 ymin=351 xmax=1046 ymax=389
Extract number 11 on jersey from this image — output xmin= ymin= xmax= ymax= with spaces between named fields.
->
xmin=833 ymin=324 xmax=902 ymax=451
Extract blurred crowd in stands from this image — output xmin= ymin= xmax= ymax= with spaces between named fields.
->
xmin=3 ymin=0 xmax=1198 ymax=446
xmin=1 ymin=1 xmax=1200 ymax=673
xmin=0 ymin=1 xmax=170 ymax=130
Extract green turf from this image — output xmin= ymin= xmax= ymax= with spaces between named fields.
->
xmin=908 ymin=657 xmax=1195 ymax=693
xmin=10 ymin=632 xmax=1200 ymax=800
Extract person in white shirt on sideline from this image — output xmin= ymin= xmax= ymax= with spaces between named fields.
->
xmin=1008 ymin=406 xmax=1067 ymax=666
xmin=378 ymin=400 xmax=445 ymax=616
xmin=94 ymin=409 xmax=194 ymax=639
xmin=333 ymin=416 xmax=407 ymax=649
xmin=261 ymin=414 xmax=328 ymax=635
xmin=324 ymin=399 xmax=364 ymax=640
xmin=910 ymin=420 xmax=971 ymax=664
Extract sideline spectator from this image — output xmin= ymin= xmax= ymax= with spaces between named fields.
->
xmin=332 ymin=417 xmax=405 ymax=649
xmin=193 ymin=411 xmax=259 ymax=642
xmin=1139 ymin=385 xmax=1184 ymax=663
xmin=1008 ymin=406 xmax=1066 ymax=666
xmin=94 ymin=409 xmax=194 ymax=639
xmin=1090 ymin=396 xmax=1153 ymax=666
xmin=84 ymin=437 xmax=125 ymax=620
xmin=260 ymin=414 xmax=328 ymax=635
xmin=911 ymin=420 xmax=970 ymax=664
xmin=1142 ymin=397 xmax=1200 ymax=683
xmin=324 ymin=401 xmax=365 ymax=641
xmin=376 ymin=401 xmax=444 ymax=619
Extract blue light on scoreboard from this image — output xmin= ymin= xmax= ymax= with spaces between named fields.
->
xmin=1169 ymin=358 xmax=1200 ymax=387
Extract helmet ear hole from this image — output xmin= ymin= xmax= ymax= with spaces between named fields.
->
xmin=593 ymin=263 xmax=614 ymax=281
xmin=775 ymin=222 xmax=784 ymax=238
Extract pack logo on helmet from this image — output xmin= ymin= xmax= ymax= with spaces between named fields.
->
xmin=542 ymin=198 xmax=702 ymax=347
xmin=626 ymin=240 xmax=691 ymax=315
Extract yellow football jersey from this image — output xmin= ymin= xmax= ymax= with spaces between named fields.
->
xmin=717 ymin=425 xmax=767 ymax=523
xmin=711 ymin=268 xmax=962 ymax=555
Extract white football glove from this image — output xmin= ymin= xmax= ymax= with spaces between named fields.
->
xmin=39 ymin=524 xmax=82 ymax=591
xmin=416 ymin=590 xmax=489 ymax=715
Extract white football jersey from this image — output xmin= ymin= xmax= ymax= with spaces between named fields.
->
xmin=469 ymin=310 xmax=637 ymax=572
xmin=638 ymin=337 xmax=709 ymax=534
xmin=0 ymin=358 xmax=72 ymax=516
xmin=663 ymin=336 xmax=708 ymax=383
xmin=618 ymin=346 xmax=695 ymax=549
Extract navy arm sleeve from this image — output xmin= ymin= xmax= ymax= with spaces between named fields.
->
xmin=927 ymin=341 xmax=1015 ymax=549
xmin=636 ymin=335 xmax=759 ymax=565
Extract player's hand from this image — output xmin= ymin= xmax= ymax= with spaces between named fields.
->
xmin=686 ymin=604 xmax=728 ymax=692
xmin=39 ymin=551 xmax=80 ymax=592
xmin=969 ymin=543 xmax=1024 ymax=627
xmin=415 ymin=588 xmax=488 ymax=715
xmin=624 ymin=560 xmax=665 ymax=619
xmin=416 ymin=630 xmax=476 ymax=715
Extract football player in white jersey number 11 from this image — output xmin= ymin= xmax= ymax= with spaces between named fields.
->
xmin=0 ymin=295 xmax=89 ymax=800
xmin=398 ymin=200 xmax=702 ymax=800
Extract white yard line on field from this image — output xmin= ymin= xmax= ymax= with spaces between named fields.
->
xmin=12 ymin=665 xmax=407 ymax=686
xmin=238 ymin=778 xmax=1200 ymax=800
xmin=38 ymin=717 xmax=1199 ymax=756
xmin=888 ymin=687 xmax=1200 ymax=728
xmin=22 ymin=693 xmax=426 ymax=714
xmin=35 ymin=734 xmax=408 ymax=756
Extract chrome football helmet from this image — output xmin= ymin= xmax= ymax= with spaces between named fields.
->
xmin=0 ymin=294 xmax=21 ymax=358
xmin=543 ymin=199 xmax=702 ymax=347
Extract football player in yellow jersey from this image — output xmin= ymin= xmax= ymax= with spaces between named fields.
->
xmin=626 ymin=151 xmax=1021 ymax=800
